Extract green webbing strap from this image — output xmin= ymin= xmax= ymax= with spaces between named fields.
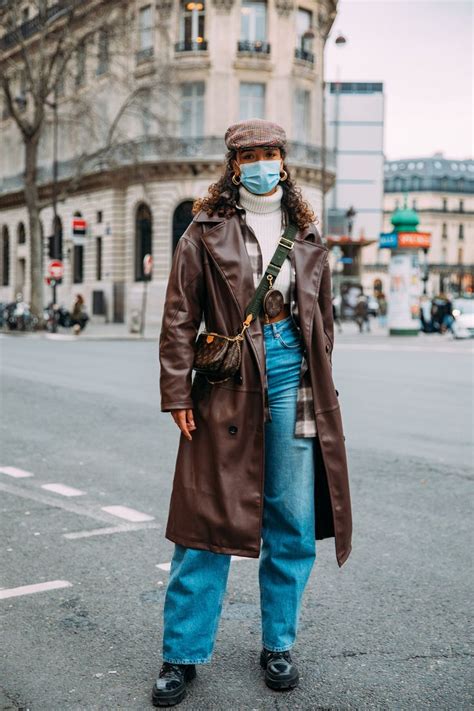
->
xmin=244 ymin=222 xmax=298 ymax=322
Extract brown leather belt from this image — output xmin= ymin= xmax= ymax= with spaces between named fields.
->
xmin=259 ymin=302 xmax=291 ymax=325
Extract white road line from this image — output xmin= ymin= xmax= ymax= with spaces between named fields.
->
xmin=41 ymin=483 xmax=86 ymax=497
xmin=101 ymin=505 xmax=154 ymax=523
xmin=0 ymin=481 xmax=131 ymax=526
xmin=64 ymin=522 xmax=160 ymax=539
xmin=0 ymin=466 xmax=34 ymax=478
xmin=156 ymin=555 xmax=255 ymax=572
xmin=156 ymin=562 xmax=171 ymax=571
xmin=0 ymin=580 xmax=72 ymax=600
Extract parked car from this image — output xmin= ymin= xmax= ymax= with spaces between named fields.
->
xmin=452 ymin=297 xmax=474 ymax=339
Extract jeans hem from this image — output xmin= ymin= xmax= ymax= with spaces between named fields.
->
xmin=262 ymin=642 xmax=295 ymax=653
xmin=163 ymin=656 xmax=211 ymax=664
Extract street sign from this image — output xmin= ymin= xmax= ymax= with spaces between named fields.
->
xmin=72 ymin=218 xmax=87 ymax=236
xmin=143 ymin=253 xmax=153 ymax=276
xmin=379 ymin=232 xmax=398 ymax=249
xmin=398 ymin=232 xmax=431 ymax=249
xmin=48 ymin=260 xmax=64 ymax=279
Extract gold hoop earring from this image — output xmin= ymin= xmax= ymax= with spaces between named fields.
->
xmin=232 ymin=173 xmax=241 ymax=186
xmin=279 ymin=169 xmax=288 ymax=182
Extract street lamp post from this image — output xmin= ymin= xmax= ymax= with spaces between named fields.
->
xmin=302 ymin=22 xmax=346 ymax=239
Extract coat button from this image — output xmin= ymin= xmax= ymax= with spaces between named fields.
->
xmin=228 ymin=425 xmax=238 ymax=435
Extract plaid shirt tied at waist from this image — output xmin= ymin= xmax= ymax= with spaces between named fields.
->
xmin=235 ymin=205 xmax=317 ymax=438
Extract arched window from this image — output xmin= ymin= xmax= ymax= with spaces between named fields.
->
xmin=135 ymin=203 xmax=153 ymax=281
xmin=2 ymin=226 xmax=9 ymax=286
xmin=172 ymin=201 xmax=194 ymax=255
xmin=17 ymin=222 xmax=26 ymax=244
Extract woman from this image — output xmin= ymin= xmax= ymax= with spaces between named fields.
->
xmin=153 ymin=118 xmax=352 ymax=707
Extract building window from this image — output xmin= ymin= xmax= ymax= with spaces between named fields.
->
xmin=178 ymin=0 xmax=206 ymax=51
xmin=96 ymin=237 xmax=102 ymax=281
xmin=411 ymin=176 xmax=420 ymax=191
xmin=459 ymin=200 xmax=464 ymax=212
xmin=295 ymin=8 xmax=313 ymax=63
xmin=2 ymin=226 xmax=9 ymax=286
xmin=17 ymin=222 xmax=26 ymax=244
xmin=137 ymin=5 xmax=154 ymax=61
xmin=49 ymin=215 xmax=63 ymax=260
xmin=135 ymin=203 xmax=152 ymax=281
xmin=441 ymin=247 xmax=447 ymax=264
xmin=97 ymin=29 xmax=109 ymax=75
xmin=240 ymin=1 xmax=267 ymax=45
xmin=442 ymin=198 xmax=447 ymax=211
xmin=73 ymin=245 xmax=84 ymax=283
xmin=412 ymin=199 xmax=417 ymax=210
xmin=459 ymin=224 xmax=464 ymax=240
xmin=75 ymin=41 xmax=86 ymax=87
xmin=294 ymin=88 xmax=310 ymax=141
xmin=180 ymin=81 xmax=205 ymax=137
xmin=442 ymin=223 xmax=447 ymax=240
xmin=97 ymin=210 xmax=103 ymax=223
xmin=173 ymin=201 xmax=194 ymax=254
xmin=239 ymin=82 xmax=265 ymax=120
xmin=458 ymin=247 xmax=463 ymax=264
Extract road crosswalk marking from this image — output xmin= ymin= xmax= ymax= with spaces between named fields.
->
xmin=41 ymin=483 xmax=86 ymax=497
xmin=0 ymin=466 xmax=34 ymax=478
xmin=0 ymin=580 xmax=72 ymax=600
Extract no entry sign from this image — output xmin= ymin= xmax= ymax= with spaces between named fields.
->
xmin=48 ymin=260 xmax=64 ymax=279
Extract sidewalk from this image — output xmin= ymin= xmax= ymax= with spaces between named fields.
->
xmin=0 ymin=320 xmax=160 ymax=341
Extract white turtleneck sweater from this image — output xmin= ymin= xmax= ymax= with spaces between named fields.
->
xmin=238 ymin=183 xmax=291 ymax=303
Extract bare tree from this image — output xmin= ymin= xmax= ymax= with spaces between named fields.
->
xmin=0 ymin=0 xmax=178 ymax=320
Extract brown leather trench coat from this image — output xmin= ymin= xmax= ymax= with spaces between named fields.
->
xmin=159 ymin=209 xmax=353 ymax=567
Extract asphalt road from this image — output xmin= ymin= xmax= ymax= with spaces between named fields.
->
xmin=0 ymin=328 xmax=472 ymax=710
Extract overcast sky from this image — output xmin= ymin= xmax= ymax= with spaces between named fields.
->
xmin=325 ymin=0 xmax=473 ymax=161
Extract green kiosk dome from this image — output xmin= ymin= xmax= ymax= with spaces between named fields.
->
xmin=391 ymin=195 xmax=420 ymax=233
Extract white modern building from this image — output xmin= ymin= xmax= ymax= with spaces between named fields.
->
xmin=324 ymin=80 xmax=385 ymax=242
xmin=0 ymin=0 xmax=338 ymax=327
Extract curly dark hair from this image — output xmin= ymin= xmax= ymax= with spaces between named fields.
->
xmin=192 ymin=148 xmax=319 ymax=231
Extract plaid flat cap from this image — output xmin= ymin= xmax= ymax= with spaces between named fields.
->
xmin=225 ymin=118 xmax=287 ymax=150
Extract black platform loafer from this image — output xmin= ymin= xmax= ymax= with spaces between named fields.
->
xmin=260 ymin=647 xmax=299 ymax=691
xmin=151 ymin=662 xmax=197 ymax=707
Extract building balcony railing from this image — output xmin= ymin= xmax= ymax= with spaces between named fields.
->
xmin=175 ymin=40 xmax=208 ymax=52
xmin=237 ymin=40 xmax=271 ymax=54
xmin=294 ymin=47 xmax=314 ymax=64
xmin=0 ymin=137 xmax=335 ymax=196
xmin=0 ymin=3 xmax=67 ymax=50
xmin=135 ymin=46 xmax=154 ymax=64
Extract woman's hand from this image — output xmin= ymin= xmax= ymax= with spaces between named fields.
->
xmin=171 ymin=409 xmax=196 ymax=441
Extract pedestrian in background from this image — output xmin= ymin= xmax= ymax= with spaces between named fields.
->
xmin=155 ymin=118 xmax=352 ymax=707
xmin=355 ymin=293 xmax=371 ymax=333
xmin=377 ymin=291 xmax=388 ymax=328
xmin=333 ymin=297 xmax=343 ymax=333
xmin=70 ymin=294 xmax=89 ymax=335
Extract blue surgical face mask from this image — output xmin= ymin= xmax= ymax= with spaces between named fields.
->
xmin=239 ymin=159 xmax=281 ymax=195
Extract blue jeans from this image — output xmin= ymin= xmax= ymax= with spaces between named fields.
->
xmin=162 ymin=315 xmax=316 ymax=664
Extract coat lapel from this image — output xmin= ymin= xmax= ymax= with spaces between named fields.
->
xmin=197 ymin=210 xmax=328 ymax=343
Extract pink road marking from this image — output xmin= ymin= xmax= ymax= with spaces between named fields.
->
xmin=101 ymin=505 xmax=154 ymax=523
xmin=41 ymin=483 xmax=86 ymax=497
xmin=0 ymin=580 xmax=72 ymax=600
xmin=0 ymin=466 xmax=34 ymax=478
